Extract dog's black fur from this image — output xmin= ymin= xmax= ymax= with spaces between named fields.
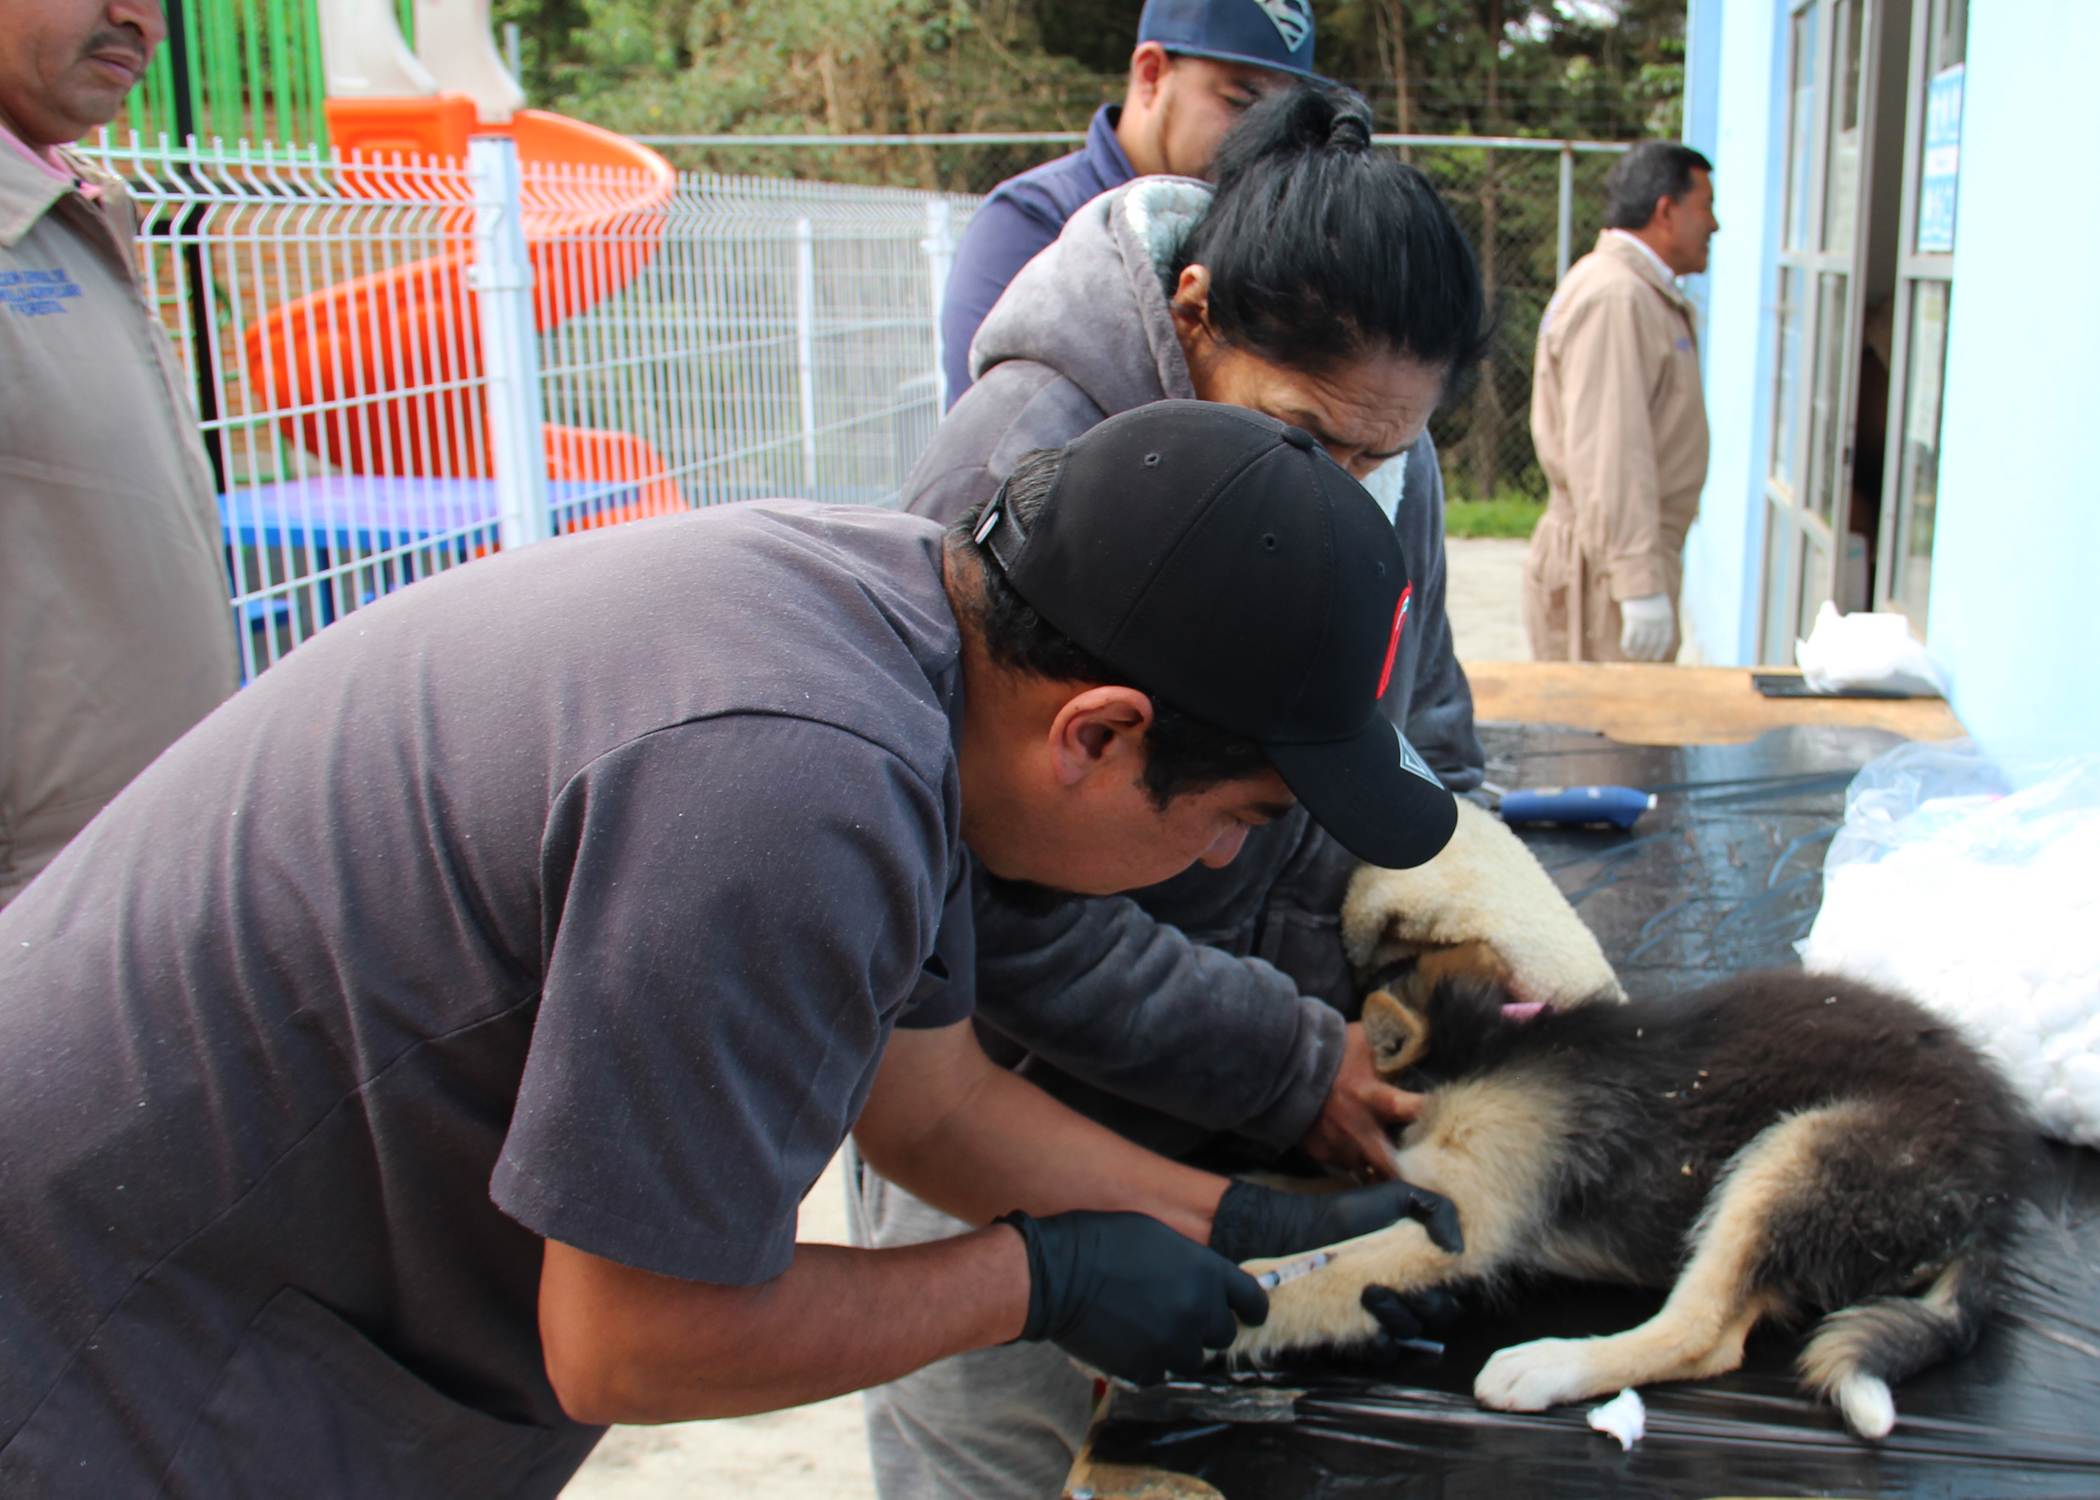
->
xmin=1384 ymin=968 xmax=2030 ymax=1309
xmin=1305 ymin=965 xmax=2040 ymax=1425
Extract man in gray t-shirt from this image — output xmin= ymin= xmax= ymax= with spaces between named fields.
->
xmin=0 ymin=405 xmax=1460 ymax=1498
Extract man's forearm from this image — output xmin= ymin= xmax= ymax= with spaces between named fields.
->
xmin=539 ymin=1231 xmax=1027 ymax=1424
xmin=544 ymin=1024 xmax=1249 ymax=1426
xmin=855 ymin=1019 xmax=1231 ymax=1243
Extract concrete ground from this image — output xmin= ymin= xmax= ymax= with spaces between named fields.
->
xmin=558 ymin=537 xmax=1530 ymax=1499
xmin=1441 ymin=536 xmax=1531 ymax=663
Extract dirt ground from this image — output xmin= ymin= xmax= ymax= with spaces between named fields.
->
xmin=558 ymin=537 xmax=1530 ymax=1499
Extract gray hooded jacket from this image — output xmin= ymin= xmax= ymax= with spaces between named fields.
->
xmin=905 ymin=179 xmax=1485 ymax=1158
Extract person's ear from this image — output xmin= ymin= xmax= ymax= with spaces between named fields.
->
xmin=1046 ymin=686 xmax=1153 ymax=788
xmin=1170 ymin=263 xmax=1215 ymax=336
xmin=1128 ymin=41 xmax=1172 ymax=108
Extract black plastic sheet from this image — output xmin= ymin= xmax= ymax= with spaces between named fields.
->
xmin=1480 ymin=721 xmax=1900 ymax=999
xmin=1082 ymin=726 xmax=2100 ymax=1497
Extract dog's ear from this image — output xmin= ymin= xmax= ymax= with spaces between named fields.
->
xmin=1362 ymin=989 xmax=1432 ymax=1078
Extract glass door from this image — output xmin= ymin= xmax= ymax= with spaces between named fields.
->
xmin=1758 ymin=0 xmax=1886 ymax=662
xmin=1874 ymin=0 xmax=1966 ymax=632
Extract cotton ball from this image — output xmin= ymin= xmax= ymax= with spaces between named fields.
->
xmin=1982 ymin=1037 xmax=2044 ymax=1098
xmin=1813 ymin=786 xmax=2100 ymax=1144
xmin=2029 ymin=982 xmax=2093 ymax=1037
xmin=2059 ymin=1054 xmax=2100 ymax=1130
xmin=2003 ymin=1059 xmax=2050 ymax=1104
xmin=1998 ymin=1024 xmax=2046 ymax=1068
xmin=2036 ymin=1089 xmax=2077 ymax=1139
xmin=1587 ymin=1388 xmax=1646 ymax=1449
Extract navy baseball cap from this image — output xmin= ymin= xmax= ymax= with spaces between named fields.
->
xmin=1139 ymin=0 xmax=1317 ymax=79
xmin=973 ymin=402 xmax=1456 ymax=870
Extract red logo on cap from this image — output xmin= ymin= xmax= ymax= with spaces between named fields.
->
xmin=1375 ymin=584 xmax=1412 ymax=700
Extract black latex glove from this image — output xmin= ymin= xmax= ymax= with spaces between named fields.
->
xmin=998 ymin=1209 xmax=1268 ymax=1386
xmin=1249 ymin=1282 xmax=1467 ymax=1372
xmin=1359 ymin=1283 xmax=1463 ymax=1357
xmin=1206 ymin=1178 xmax=1464 ymax=1264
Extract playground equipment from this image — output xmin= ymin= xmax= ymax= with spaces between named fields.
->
xmin=245 ymin=0 xmax=682 ymax=533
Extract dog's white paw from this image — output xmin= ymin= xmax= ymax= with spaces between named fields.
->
xmin=1474 ymin=1338 xmax=1601 ymax=1411
xmin=1834 ymin=1373 xmax=1895 ymax=1440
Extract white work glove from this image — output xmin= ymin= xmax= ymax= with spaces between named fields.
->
xmin=1618 ymin=593 xmax=1676 ymax=662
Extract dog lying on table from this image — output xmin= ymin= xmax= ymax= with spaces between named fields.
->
xmin=1228 ymin=960 xmax=2032 ymax=1440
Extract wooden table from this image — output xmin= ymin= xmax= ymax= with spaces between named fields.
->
xmin=1462 ymin=661 xmax=1964 ymax=745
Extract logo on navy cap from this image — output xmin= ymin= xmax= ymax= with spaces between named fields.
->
xmin=1252 ymin=0 xmax=1312 ymax=50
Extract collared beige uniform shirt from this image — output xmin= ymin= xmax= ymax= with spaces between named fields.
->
xmin=1524 ymin=230 xmax=1710 ymax=661
xmin=1 ymin=141 xmax=235 ymax=906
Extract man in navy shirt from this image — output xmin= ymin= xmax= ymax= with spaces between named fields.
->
xmin=939 ymin=0 xmax=1316 ymax=407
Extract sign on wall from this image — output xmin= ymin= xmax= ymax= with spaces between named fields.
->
xmin=1917 ymin=62 xmax=1965 ymax=254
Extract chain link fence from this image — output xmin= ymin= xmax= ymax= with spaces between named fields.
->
xmin=638 ymin=133 xmax=1630 ymax=504
xmin=1399 ymin=140 xmax=1625 ymax=503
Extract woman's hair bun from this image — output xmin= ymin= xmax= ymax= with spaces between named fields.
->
xmin=1169 ymin=78 xmax=1490 ymax=379
xmin=1219 ymin=78 xmax=1374 ymax=166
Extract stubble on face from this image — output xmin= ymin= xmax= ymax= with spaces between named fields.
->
xmin=1671 ymin=170 xmax=1718 ymax=276
xmin=1153 ymin=56 xmax=1279 ymax=180
xmin=0 ymin=1 xmax=160 ymax=146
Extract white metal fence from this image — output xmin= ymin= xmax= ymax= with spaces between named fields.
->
xmin=572 ymin=130 xmax=1639 ymax=503
xmin=91 ymin=134 xmax=974 ymax=679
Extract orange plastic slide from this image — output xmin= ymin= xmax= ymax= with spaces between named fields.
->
xmin=245 ymin=95 xmax=683 ymax=529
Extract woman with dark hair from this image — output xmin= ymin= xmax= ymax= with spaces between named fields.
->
xmin=1161 ymin=83 xmax=1490 ymax=456
xmin=859 ymin=83 xmax=1581 ymax=1500
xmin=909 ymin=79 xmax=1487 ymax=779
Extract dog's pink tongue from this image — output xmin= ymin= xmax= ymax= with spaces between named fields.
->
xmin=1501 ymin=1001 xmax=1549 ymax=1024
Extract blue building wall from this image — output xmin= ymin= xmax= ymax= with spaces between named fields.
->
xmin=1925 ymin=0 xmax=2100 ymax=762
xmin=1681 ymin=0 xmax=2100 ymax=759
xmin=1680 ymin=0 xmax=1784 ymax=667
xmin=1677 ymin=0 xmax=1726 ymax=343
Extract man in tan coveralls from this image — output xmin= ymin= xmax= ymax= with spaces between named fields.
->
xmin=1526 ymin=140 xmax=1717 ymax=662
xmin=1 ymin=0 xmax=236 ymax=906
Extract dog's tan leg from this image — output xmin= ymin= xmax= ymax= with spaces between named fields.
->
xmin=1230 ymin=1070 xmax=1569 ymax=1362
xmin=1473 ymin=1103 xmax=1866 ymax=1411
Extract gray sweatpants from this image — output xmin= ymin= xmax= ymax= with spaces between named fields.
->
xmin=842 ymin=1144 xmax=1097 ymax=1500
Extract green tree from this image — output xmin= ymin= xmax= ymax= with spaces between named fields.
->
xmin=518 ymin=0 xmax=1686 ymax=498
xmin=536 ymin=0 xmax=1103 ymax=187
xmin=492 ymin=0 xmax=594 ymax=103
xmin=1312 ymin=0 xmax=1683 ymax=140
xmin=1302 ymin=1 xmax=1685 ymax=500
xmin=521 ymin=0 xmax=1682 ymax=192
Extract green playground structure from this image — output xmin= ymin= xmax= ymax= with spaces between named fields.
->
xmin=122 ymin=0 xmax=332 ymax=147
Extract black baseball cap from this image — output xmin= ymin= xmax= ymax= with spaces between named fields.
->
xmin=1138 ymin=0 xmax=1317 ymax=79
xmin=973 ymin=401 xmax=1456 ymax=870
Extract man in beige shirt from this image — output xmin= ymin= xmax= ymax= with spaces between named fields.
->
xmin=1525 ymin=140 xmax=1718 ymax=662
xmin=0 ymin=0 xmax=237 ymax=906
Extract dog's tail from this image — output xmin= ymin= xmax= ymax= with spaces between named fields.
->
xmin=1798 ymin=1254 xmax=1993 ymax=1439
